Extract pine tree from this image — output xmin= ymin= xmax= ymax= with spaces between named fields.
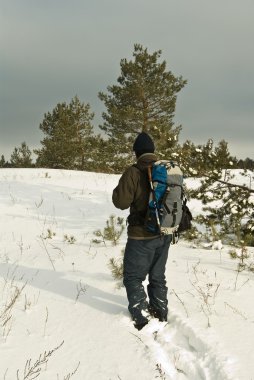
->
xmin=98 ymin=44 xmax=186 ymax=171
xmin=35 ymin=96 xmax=94 ymax=170
xmin=177 ymin=138 xmax=254 ymax=245
xmin=186 ymin=140 xmax=253 ymax=246
xmin=237 ymin=157 xmax=254 ymax=171
xmin=195 ymin=178 xmax=254 ymax=246
xmin=87 ymin=136 xmax=118 ymax=173
xmin=0 ymin=155 xmax=6 ymax=168
xmin=10 ymin=142 xmax=33 ymax=168
xmin=177 ymin=138 xmax=237 ymax=177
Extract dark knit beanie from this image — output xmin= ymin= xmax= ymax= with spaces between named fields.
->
xmin=133 ymin=132 xmax=155 ymax=157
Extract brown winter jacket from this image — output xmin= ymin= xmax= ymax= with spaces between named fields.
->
xmin=112 ymin=153 xmax=160 ymax=240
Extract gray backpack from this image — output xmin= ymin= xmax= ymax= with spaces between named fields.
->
xmin=145 ymin=160 xmax=184 ymax=235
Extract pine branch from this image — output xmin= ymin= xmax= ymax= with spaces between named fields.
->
xmin=180 ymin=155 xmax=253 ymax=193
xmin=201 ymin=173 xmax=254 ymax=193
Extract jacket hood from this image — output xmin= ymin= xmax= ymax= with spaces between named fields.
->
xmin=136 ymin=153 xmax=157 ymax=171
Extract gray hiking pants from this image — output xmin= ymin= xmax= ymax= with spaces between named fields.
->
xmin=123 ymin=235 xmax=171 ymax=324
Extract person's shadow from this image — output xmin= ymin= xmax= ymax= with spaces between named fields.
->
xmin=0 ymin=263 xmax=128 ymax=316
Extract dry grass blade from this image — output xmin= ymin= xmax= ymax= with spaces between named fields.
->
xmin=16 ymin=340 xmax=64 ymax=380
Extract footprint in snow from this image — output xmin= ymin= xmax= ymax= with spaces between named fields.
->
xmin=137 ymin=312 xmax=233 ymax=380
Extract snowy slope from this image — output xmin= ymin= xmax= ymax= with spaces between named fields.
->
xmin=0 ymin=168 xmax=253 ymax=380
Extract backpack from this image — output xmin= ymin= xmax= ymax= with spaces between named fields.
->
xmin=145 ymin=160 xmax=192 ymax=241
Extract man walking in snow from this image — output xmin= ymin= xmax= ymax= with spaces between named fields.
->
xmin=112 ymin=132 xmax=172 ymax=330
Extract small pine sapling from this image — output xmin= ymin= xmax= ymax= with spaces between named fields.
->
xmin=93 ymin=215 xmax=125 ymax=246
xmin=108 ymin=250 xmax=124 ymax=280
xmin=41 ymin=228 xmax=56 ymax=240
xmin=108 ymin=249 xmax=124 ymax=288
xmin=229 ymin=245 xmax=253 ymax=271
xmin=63 ymin=234 xmax=76 ymax=244
xmin=108 ymin=258 xmax=123 ymax=280
xmin=229 ymin=244 xmax=254 ymax=289
xmin=180 ymin=224 xmax=200 ymax=242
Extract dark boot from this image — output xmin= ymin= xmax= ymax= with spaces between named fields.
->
xmin=132 ymin=310 xmax=149 ymax=330
xmin=134 ymin=319 xmax=149 ymax=330
xmin=148 ymin=305 xmax=167 ymax=322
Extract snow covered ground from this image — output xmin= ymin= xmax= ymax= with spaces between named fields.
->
xmin=0 ymin=168 xmax=253 ymax=380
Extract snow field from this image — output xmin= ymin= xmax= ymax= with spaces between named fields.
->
xmin=0 ymin=168 xmax=253 ymax=379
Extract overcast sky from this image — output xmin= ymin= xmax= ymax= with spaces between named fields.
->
xmin=1 ymin=0 xmax=254 ymax=160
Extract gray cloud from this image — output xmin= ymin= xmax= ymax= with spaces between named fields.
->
xmin=1 ymin=0 xmax=254 ymax=159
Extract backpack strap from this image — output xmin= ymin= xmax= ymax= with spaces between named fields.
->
xmin=161 ymin=188 xmax=170 ymax=214
xmin=148 ymin=166 xmax=162 ymax=236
